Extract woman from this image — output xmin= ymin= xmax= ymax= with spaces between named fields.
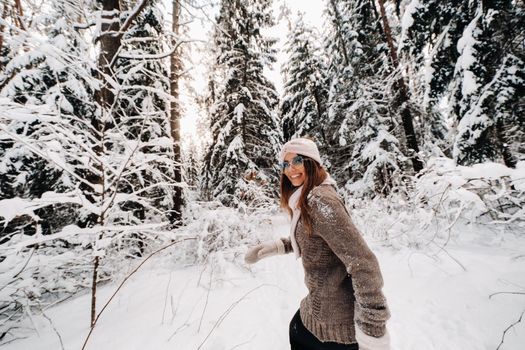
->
xmin=245 ymin=138 xmax=391 ymax=350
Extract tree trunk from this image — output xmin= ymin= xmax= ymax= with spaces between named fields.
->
xmin=0 ymin=4 xmax=8 ymax=54
xmin=90 ymin=255 xmax=100 ymax=327
xmin=377 ymin=0 xmax=423 ymax=173
xmin=89 ymin=0 xmax=123 ymax=328
xmin=495 ymin=119 xmax=517 ymax=168
xmin=95 ymin=0 xmax=121 ymax=111
xmin=13 ymin=0 xmax=27 ymax=31
xmin=170 ymin=0 xmax=183 ymax=224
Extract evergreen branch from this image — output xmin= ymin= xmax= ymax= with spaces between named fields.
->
xmin=0 ymin=125 xmax=101 ymax=191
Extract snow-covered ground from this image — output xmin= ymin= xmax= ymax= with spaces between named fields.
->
xmin=4 ymin=214 xmax=525 ymax=350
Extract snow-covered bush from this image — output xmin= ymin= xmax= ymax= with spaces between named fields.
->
xmin=0 ymin=208 xmax=179 ymax=343
xmin=174 ymin=198 xmax=279 ymax=268
xmin=416 ymin=158 xmax=524 ymax=225
xmin=344 ymin=157 xmax=525 ymax=248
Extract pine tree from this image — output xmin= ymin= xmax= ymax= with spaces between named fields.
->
xmin=0 ymin=0 xmax=100 ymax=334
xmin=399 ymin=0 xmax=475 ymax=159
xmin=0 ymin=6 xmax=96 ymax=234
xmin=323 ymin=0 xmax=407 ymax=195
xmin=402 ymin=0 xmax=525 ymax=166
xmin=202 ymin=0 xmax=282 ymax=207
xmin=323 ymin=0 xmax=358 ymax=171
xmin=280 ymin=13 xmax=328 ymax=150
xmin=451 ymin=0 xmax=525 ymax=166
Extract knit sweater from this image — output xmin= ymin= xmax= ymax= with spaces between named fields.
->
xmin=281 ymin=184 xmax=390 ymax=344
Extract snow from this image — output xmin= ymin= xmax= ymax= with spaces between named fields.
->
xmin=459 ymin=162 xmax=514 ymax=180
xmin=398 ymin=0 xmax=422 ymax=51
xmin=456 ymin=9 xmax=483 ymax=97
xmin=3 ymin=213 xmax=524 ymax=350
xmin=0 ymin=197 xmax=39 ymax=223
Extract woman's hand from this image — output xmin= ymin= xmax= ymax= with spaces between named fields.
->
xmin=355 ymin=326 xmax=391 ymax=350
xmin=244 ymin=239 xmax=285 ymax=264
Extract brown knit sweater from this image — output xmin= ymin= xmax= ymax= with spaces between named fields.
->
xmin=281 ymin=184 xmax=390 ymax=344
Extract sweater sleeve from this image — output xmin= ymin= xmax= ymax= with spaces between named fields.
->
xmin=310 ymin=190 xmax=390 ymax=337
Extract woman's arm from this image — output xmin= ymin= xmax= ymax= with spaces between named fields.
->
xmin=310 ymin=189 xmax=390 ymax=337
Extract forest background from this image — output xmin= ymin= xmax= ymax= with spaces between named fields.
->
xmin=0 ymin=0 xmax=524 ymax=348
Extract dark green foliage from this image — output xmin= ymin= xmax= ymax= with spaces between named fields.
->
xmin=202 ymin=0 xmax=282 ymax=206
xmin=402 ymin=0 xmax=525 ymax=166
xmin=322 ymin=0 xmax=407 ymax=194
xmin=280 ymin=14 xmax=329 ymax=150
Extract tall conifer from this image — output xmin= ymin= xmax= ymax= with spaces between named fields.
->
xmin=202 ymin=0 xmax=282 ymax=206
xmin=280 ymin=13 xmax=328 ymax=150
xmin=323 ymin=0 xmax=407 ymax=195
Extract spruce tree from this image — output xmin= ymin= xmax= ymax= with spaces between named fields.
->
xmin=451 ymin=0 xmax=525 ymax=166
xmin=323 ymin=0 xmax=407 ymax=195
xmin=280 ymin=13 xmax=328 ymax=150
xmin=0 ymin=9 xmax=95 ymax=235
xmin=401 ymin=0 xmax=525 ymax=166
xmin=202 ymin=0 xmax=282 ymax=207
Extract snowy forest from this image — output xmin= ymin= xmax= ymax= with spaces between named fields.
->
xmin=0 ymin=0 xmax=524 ymax=349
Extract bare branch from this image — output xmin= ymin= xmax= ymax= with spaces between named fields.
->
xmin=119 ymin=0 xmax=149 ymax=35
xmin=81 ymin=237 xmax=196 ymax=350
xmin=489 ymin=291 xmax=525 ymax=299
xmin=41 ymin=311 xmax=65 ymax=350
xmin=197 ymin=284 xmax=278 ymax=350
xmin=496 ymin=310 xmax=525 ymax=350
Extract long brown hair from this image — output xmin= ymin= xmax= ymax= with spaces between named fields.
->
xmin=280 ymin=156 xmax=328 ymax=235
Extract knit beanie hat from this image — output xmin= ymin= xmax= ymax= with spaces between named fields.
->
xmin=280 ymin=138 xmax=322 ymax=165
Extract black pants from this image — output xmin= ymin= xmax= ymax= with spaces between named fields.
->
xmin=289 ymin=310 xmax=359 ymax=350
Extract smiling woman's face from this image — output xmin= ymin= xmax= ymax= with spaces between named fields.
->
xmin=283 ymin=153 xmax=306 ymax=187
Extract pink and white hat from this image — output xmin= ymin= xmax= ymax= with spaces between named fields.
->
xmin=279 ymin=138 xmax=322 ymax=165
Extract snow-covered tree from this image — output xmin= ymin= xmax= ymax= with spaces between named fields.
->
xmin=0 ymin=3 xmax=97 ymax=233
xmin=112 ymin=5 xmax=177 ymax=227
xmin=323 ymin=0 xmax=362 ymax=172
xmin=322 ymin=0 xmax=408 ymax=195
xmin=345 ymin=76 xmax=408 ymax=197
xmin=401 ymin=0 xmax=525 ymax=166
xmin=451 ymin=0 xmax=525 ymax=166
xmin=280 ymin=13 xmax=328 ymax=149
xmin=0 ymin=0 xmax=184 ymax=334
xmin=202 ymin=0 xmax=282 ymax=207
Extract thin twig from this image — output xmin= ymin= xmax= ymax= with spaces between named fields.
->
xmin=81 ymin=237 xmax=196 ymax=350
xmin=489 ymin=291 xmax=525 ymax=299
xmin=430 ymin=241 xmax=467 ymax=271
xmin=496 ymin=309 xmax=525 ymax=350
xmin=161 ymin=272 xmax=173 ymax=324
xmin=168 ymin=292 xmax=206 ymax=341
xmin=197 ymin=284 xmax=276 ymax=350
xmin=41 ymin=311 xmax=65 ymax=350
xmin=171 ymin=277 xmax=192 ymax=324
xmin=229 ymin=334 xmax=256 ymax=349
xmin=12 ymin=247 xmax=35 ymax=279
xmin=198 ymin=264 xmax=214 ymax=332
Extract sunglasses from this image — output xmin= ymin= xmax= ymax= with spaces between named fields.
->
xmin=280 ymin=155 xmax=304 ymax=171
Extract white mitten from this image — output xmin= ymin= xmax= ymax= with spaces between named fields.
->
xmin=355 ymin=326 xmax=391 ymax=350
xmin=244 ymin=239 xmax=285 ymax=264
